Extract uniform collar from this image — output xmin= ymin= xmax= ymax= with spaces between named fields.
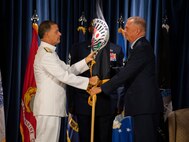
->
xmin=40 ymin=41 xmax=56 ymax=52
xmin=131 ymin=36 xmax=144 ymax=49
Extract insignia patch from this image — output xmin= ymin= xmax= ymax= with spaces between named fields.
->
xmin=44 ymin=47 xmax=52 ymax=53
xmin=110 ymin=53 xmax=117 ymax=61
xmin=24 ymin=87 xmax=36 ymax=112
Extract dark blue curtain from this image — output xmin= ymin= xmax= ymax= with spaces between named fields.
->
xmin=167 ymin=0 xmax=189 ymax=110
xmin=1 ymin=0 xmax=188 ymax=141
xmin=1 ymin=0 xmax=34 ymax=141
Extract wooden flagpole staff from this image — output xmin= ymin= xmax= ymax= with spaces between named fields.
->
xmin=87 ymin=59 xmax=98 ymax=142
xmin=87 ymin=18 xmax=110 ymax=142
xmin=90 ymin=94 xmax=97 ymax=142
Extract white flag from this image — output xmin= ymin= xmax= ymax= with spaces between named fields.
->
xmin=96 ymin=0 xmax=105 ymax=21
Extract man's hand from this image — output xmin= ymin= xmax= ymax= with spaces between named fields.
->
xmin=90 ymin=86 xmax=102 ymax=96
xmin=89 ymin=76 xmax=99 ymax=86
xmin=85 ymin=51 xmax=96 ymax=64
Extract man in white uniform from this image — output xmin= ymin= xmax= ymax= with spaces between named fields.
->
xmin=33 ymin=20 xmax=96 ymax=142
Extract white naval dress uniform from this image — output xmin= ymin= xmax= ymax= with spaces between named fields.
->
xmin=33 ymin=41 xmax=89 ymax=142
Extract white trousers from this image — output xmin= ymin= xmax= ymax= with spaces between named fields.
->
xmin=35 ymin=115 xmax=61 ymax=142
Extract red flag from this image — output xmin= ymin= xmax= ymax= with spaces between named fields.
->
xmin=20 ymin=23 xmax=38 ymax=142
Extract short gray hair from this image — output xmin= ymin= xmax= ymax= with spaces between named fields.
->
xmin=128 ymin=16 xmax=146 ymax=33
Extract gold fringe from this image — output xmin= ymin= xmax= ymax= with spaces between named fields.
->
xmin=87 ymin=78 xmax=109 ymax=106
xmin=66 ymin=130 xmax=71 ymax=142
xmin=77 ymin=26 xmax=86 ymax=34
xmin=32 ymin=23 xmax=38 ymax=34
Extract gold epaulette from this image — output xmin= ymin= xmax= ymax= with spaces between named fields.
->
xmin=44 ymin=47 xmax=52 ymax=53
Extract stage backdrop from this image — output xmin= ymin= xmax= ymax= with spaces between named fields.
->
xmin=0 ymin=0 xmax=189 ymax=141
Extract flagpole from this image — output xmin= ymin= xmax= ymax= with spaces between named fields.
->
xmin=31 ymin=10 xmax=39 ymax=24
xmin=88 ymin=58 xmax=98 ymax=142
xmin=77 ymin=12 xmax=97 ymax=142
xmin=117 ymin=15 xmax=127 ymax=63
xmin=89 ymin=16 xmax=110 ymax=142
xmin=88 ymin=60 xmax=97 ymax=142
xmin=90 ymin=95 xmax=96 ymax=142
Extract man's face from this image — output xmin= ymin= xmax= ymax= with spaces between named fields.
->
xmin=124 ymin=19 xmax=138 ymax=43
xmin=46 ymin=24 xmax=61 ymax=46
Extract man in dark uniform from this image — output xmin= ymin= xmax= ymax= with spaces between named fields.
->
xmin=67 ymin=27 xmax=124 ymax=142
xmin=90 ymin=16 xmax=164 ymax=142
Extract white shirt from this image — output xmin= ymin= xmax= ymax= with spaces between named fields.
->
xmin=33 ymin=41 xmax=89 ymax=117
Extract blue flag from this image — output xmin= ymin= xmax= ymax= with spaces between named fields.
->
xmin=112 ymin=115 xmax=133 ymax=142
xmin=67 ymin=114 xmax=79 ymax=142
xmin=78 ymin=26 xmax=86 ymax=42
xmin=67 ymin=23 xmax=87 ymax=142
xmin=113 ymin=21 xmax=134 ymax=142
xmin=77 ymin=11 xmax=87 ymax=42
xmin=117 ymin=29 xmax=127 ymax=62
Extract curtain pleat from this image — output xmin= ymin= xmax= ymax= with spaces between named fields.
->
xmin=2 ymin=0 xmax=188 ymax=142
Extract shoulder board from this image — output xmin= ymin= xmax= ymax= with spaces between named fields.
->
xmin=44 ymin=47 xmax=52 ymax=53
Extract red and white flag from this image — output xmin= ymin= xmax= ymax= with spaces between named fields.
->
xmin=20 ymin=23 xmax=38 ymax=142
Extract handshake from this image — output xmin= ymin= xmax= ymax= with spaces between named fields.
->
xmin=88 ymin=76 xmax=102 ymax=96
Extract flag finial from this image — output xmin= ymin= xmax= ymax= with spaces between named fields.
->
xmin=117 ymin=15 xmax=124 ymax=29
xmin=162 ymin=14 xmax=168 ymax=25
xmin=31 ymin=10 xmax=39 ymax=24
xmin=78 ymin=12 xmax=87 ymax=27
xmin=77 ymin=12 xmax=87 ymax=34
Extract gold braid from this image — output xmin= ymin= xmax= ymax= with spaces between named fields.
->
xmin=87 ymin=44 xmax=109 ymax=106
xmin=87 ymin=60 xmax=109 ymax=106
